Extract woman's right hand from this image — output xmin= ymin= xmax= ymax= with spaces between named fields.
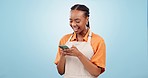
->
xmin=57 ymin=48 xmax=67 ymax=75
xmin=60 ymin=49 xmax=67 ymax=56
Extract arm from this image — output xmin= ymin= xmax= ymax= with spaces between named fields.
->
xmin=77 ymin=52 xmax=101 ymax=77
xmin=65 ymin=46 xmax=102 ymax=77
xmin=57 ymin=50 xmax=66 ymax=75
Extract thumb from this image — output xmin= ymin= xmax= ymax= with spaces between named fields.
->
xmin=72 ymin=45 xmax=76 ymax=48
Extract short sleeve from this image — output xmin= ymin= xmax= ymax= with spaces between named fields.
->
xmin=54 ymin=47 xmax=61 ymax=65
xmin=54 ymin=34 xmax=71 ymax=65
xmin=90 ymin=39 xmax=106 ymax=74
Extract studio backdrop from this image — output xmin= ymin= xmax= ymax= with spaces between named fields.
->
xmin=0 ymin=0 xmax=147 ymax=78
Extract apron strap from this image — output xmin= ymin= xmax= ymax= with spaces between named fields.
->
xmin=67 ymin=30 xmax=92 ymax=42
xmin=88 ymin=31 xmax=92 ymax=43
xmin=67 ymin=34 xmax=73 ymax=42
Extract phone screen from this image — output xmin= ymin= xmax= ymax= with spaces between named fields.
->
xmin=59 ymin=45 xmax=69 ymax=50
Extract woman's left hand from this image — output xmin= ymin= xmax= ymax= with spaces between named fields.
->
xmin=63 ymin=45 xmax=81 ymax=57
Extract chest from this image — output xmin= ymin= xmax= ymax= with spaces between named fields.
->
xmin=65 ymin=42 xmax=94 ymax=59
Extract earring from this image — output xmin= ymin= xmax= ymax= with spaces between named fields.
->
xmin=85 ymin=25 xmax=88 ymax=29
xmin=86 ymin=22 xmax=88 ymax=25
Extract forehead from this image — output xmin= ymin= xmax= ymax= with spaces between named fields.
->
xmin=70 ymin=10 xmax=85 ymax=19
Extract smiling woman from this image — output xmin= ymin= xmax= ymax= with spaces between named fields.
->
xmin=0 ymin=0 xmax=147 ymax=78
xmin=54 ymin=4 xmax=106 ymax=78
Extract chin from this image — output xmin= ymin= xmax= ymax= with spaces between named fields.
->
xmin=74 ymin=31 xmax=80 ymax=34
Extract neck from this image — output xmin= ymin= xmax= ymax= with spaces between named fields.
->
xmin=76 ymin=28 xmax=89 ymax=39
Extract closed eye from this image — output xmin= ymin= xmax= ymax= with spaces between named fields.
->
xmin=75 ymin=19 xmax=80 ymax=23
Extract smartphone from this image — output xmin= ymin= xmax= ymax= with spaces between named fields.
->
xmin=59 ymin=45 xmax=69 ymax=50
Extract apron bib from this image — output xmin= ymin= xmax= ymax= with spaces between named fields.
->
xmin=64 ymin=31 xmax=97 ymax=78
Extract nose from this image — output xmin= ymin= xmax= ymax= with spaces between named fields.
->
xmin=71 ymin=22 xmax=76 ymax=27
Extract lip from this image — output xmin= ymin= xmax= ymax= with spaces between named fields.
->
xmin=72 ymin=26 xmax=79 ymax=32
xmin=73 ymin=28 xmax=78 ymax=32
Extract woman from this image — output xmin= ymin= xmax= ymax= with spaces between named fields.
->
xmin=55 ymin=4 xmax=106 ymax=78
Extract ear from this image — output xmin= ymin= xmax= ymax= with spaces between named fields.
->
xmin=86 ymin=17 xmax=89 ymax=25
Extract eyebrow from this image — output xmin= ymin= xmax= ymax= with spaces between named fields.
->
xmin=75 ymin=18 xmax=80 ymax=21
xmin=69 ymin=18 xmax=81 ymax=21
xmin=69 ymin=18 xmax=72 ymax=20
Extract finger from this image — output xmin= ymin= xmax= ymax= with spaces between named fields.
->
xmin=72 ymin=46 xmax=78 ymax=50
xmin=65 ymin=52 xmax=72 ymax=56
xmin=63 ymin=52 xmax=67 ymax=55
xmin=71 ymin=45 xmax=76 ymax=48
xmin=60 ymin=49 xmax=63 ymax=51
xmin=63 ymin=49 xmax=71 ymax=53
xmin=66 ymin=48 xmax=71 ymax=52
xmin=61 ymin=49 xmax=68 ymax=52
xmin=63 ymin=49 xmax=69 ymax=51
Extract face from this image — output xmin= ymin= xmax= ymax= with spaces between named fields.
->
xmin=69 ymin=10 xmax=88 ymax=34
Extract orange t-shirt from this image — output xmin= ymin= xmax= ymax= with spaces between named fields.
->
xmin=54 ymin=30 xmax=106 ymax=73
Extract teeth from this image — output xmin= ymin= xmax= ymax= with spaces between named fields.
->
xmin=73 ymin=26 xmax=78 ymax=31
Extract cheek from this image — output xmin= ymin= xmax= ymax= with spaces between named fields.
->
xmin=69 ymin=22 xmax=73 ymax=27
xmin=79 ymin=22 xmax=85 ymax=28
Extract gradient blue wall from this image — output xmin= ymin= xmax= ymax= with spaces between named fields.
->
xmin=0 ymin=0 xmax=147 ymax=78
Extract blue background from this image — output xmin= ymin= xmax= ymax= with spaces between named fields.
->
xmin=0 ymin=0 xmax=147 ymax=78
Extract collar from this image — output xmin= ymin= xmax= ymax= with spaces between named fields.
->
xmin=70 ymin=29 xmax=90 ymax=41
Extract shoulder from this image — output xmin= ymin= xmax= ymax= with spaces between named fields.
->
xmin=91 ymin=32 xmax=106 ymax=53
xmin=59 ymin=33 xmax=72 ymax=45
